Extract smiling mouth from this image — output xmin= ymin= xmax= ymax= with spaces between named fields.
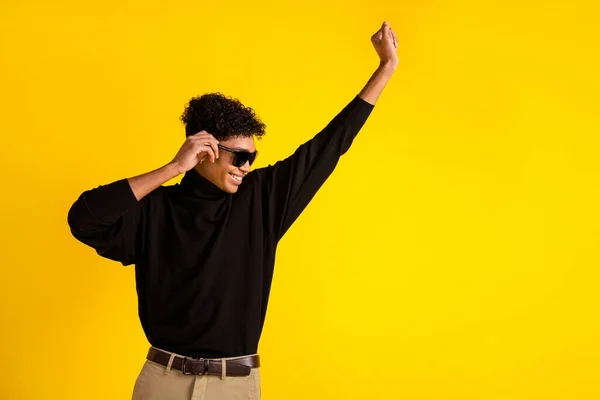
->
xmin=229 ymin=173 xmax=243 ymax=183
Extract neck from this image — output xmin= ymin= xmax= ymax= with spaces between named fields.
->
xmin=179 ymin=168 xmax=227 ymax=199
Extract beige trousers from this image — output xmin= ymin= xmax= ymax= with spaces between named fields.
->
xmin=132 ymin=347 xmax=261 ymax=400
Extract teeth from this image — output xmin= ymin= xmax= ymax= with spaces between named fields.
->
xmin=229 ymin=173 xmax=242 ymax=182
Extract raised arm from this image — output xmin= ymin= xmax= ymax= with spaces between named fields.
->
xmin=258 ymin=21 xmax=399 ymax=241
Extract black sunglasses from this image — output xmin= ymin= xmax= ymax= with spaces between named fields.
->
xmin=217 ymin=144 xmax=258 ymax=167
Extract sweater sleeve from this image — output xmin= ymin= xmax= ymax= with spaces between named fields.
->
xmin=257 ymin=95 xmax=375 ymax=242
xmin=67 ymin=178 xmax=146 ymax=266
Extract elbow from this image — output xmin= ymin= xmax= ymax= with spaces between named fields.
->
xmin=67 ymin=201 xmax=81 ymax=236
xmin=67 ymin=195 xmax=88 ymax=236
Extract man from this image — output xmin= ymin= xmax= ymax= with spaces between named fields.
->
xmin=68 ymin=21 xmax=398 ymax=400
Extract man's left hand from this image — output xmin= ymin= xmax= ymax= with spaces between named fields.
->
xmin=371 ymin=21 xmax=399 ymax=70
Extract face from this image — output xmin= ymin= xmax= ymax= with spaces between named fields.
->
xmin=194 ymin=136 xmax=257 ymax=194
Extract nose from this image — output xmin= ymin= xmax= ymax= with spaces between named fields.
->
xmin=239 ymin=160 xmax=251 ymax=173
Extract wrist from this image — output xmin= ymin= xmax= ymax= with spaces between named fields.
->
xmin=164 ymin=162 xmax=186 ymax=178
xmin=378 ymin=60 xmax=397 ymax=74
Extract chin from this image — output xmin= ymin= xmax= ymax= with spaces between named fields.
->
xmin=223 ymin=182 xmax=239 ymax=194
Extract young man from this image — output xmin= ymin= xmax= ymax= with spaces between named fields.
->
xmin=68 ymin=21 xmax=398 ymax=400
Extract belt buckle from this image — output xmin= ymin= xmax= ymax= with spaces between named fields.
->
xmin=182 ymin=357 xmax=210 ymax=375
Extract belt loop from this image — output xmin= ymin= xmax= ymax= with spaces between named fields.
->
xmin=165 ymin=353 xmax=176 ymax=375
xmin=221 ymin=359 xmax=226 ymax=380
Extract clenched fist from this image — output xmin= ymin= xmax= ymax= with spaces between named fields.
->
xmin=371 ymin=21 xmax=399 ymax=69
xmin=170 ymin=131 xmax=220 ymax=174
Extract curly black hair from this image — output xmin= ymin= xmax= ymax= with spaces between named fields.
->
xmin=180 ymin=92 xmax=266 ymax=140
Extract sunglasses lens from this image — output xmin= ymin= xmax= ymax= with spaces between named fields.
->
xmin=234 ymin=151 xmax=257 ymax=167
xmin=234 ymin=154 xmax=247 ymax=167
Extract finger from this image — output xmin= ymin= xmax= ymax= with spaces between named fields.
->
xmin=198 ymin=136 xmax=219 ymax=159
xmin=382 ymin=22 xmax=392 ymax=44
xmin=382 ymin=21 xmax=389 ymax=33
xmin=390 ymin=27 xmax=398 ymax=48
xmin=372 ymin=30 xmax=383 ymax=42
xmin=206 ymin=146 xmax=217 ymax=163
xmin=207 ymin=137 xmax=219 ymax=160
xmin=199 ymin=145 xmax=216 ymax=163
xmin=191 ymin=131 xmax=214 ymax=142
xmin=190 ymin=135 xmax=219 ymax=158
xmin=191 ymin=139 xmax=215 ymax=158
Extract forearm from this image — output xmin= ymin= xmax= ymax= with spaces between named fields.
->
xmin=127 ymin=163 xmax=181 ymax=201
xmin=358 ymin=62 xmax=396 ymax=106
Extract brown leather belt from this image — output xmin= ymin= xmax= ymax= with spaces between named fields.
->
xmin=147 ymin=347 xmax=260 ymax=376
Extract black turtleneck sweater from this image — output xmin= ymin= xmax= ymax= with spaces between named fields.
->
xmin=67 ymin=95 xmax=374 ymax=358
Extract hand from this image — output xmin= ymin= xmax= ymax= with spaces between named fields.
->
xmin=371 ymin=21 xmax=398 ymax=70
xmin=169 ymin=130 xmax=220 ymax=174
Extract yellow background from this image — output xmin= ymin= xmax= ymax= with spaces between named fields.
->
xmin=1 ymin=0 xmax=599 ymax=398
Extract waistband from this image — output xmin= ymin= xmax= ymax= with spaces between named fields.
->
xmin=147 ymin=347 xmax=260 ymax=376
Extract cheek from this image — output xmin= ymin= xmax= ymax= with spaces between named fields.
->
xmin=213 ymin=159 xmax=232 ymax=177
xmin=204 ymin=160 xmax=226 ymax=178
xmin=219 ymin=153 xmax=233 ymax=166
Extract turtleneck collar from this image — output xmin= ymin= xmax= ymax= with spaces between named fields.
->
xmin=178 ymin=169 xmax=229 ymax=199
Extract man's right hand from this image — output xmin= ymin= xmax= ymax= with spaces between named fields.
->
xmin=169 ymin=131 xmax=220 ymax=174
xmin=126 ymin=131 xmax=220 ymax=201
